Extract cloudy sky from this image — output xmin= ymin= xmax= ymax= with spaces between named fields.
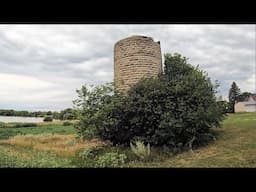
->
xmin=0 ymin=24 xmax=255 ymax=111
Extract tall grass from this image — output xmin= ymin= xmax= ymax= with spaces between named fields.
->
xmin=0 ymin=134 xmax=107 ymax=157
xmin=0 ymin=146 xmax=73 ymax=168
xmin=0 ymin=113 xmax=256 ymax=167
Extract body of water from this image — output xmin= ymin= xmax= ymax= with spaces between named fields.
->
xmin=0 ymin=116 xmax=44 ymax=123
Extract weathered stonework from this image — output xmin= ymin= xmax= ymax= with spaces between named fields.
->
xmin=114 ymin=35 xmax=162 ymax=93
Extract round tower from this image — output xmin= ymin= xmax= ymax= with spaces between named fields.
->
xmin=114 ymin=35 xmax=162 ymax=93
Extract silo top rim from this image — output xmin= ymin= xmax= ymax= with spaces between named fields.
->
xmin=115 ymin=35 xmax=156 ymax=45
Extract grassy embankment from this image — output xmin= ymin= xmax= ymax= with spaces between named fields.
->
xmin=0 ymin=112 xmax=255 ymax=167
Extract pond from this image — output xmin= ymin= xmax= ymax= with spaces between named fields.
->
xmin=0 ymin=116 xmax=45 ymax=123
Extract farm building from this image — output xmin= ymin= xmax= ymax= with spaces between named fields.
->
xmin=235 ymin=94 xmax=256 ymax=112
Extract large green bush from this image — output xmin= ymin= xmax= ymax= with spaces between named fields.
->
xmin=43 ymin=116 xmax=53 ymax=122
xmin=62 ymin=121 xmax=73 ymax=126
xmin=74 ymin=53 xmax=225 ymax=150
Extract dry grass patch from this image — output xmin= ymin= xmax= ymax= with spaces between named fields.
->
xmin=2 ymin=147 xmax=32 ymax=161
xmin=0 ymin=134 xmax=107 ymax=157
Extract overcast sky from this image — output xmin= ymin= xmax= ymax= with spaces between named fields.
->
xmin=0 ymin=24 xmax=255 ymax=111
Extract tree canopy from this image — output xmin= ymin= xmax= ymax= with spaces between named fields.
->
xmin=74 ymin=53 xmax=225 ymax=151
xmin=228 ymin=82 xmax=241 ymax=113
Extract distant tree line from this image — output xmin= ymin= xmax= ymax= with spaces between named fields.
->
xmin=0 ymin=108 xmax=78 ymax=120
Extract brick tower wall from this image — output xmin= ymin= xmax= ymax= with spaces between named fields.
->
xmin=114 ymin=35 xmax=162 ymax=93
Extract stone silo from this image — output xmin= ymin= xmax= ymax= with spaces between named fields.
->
xmin=114 ymin=35 xmax=162 ymax=93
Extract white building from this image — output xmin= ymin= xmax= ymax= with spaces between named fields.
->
xmin=235 ymin=95 xmax=256 ymax=112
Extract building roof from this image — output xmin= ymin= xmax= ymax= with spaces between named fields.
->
xmin=239 ymin=94 xmax=256 ymax=102
xmin=236 ymin=94 xmax=256 ymax=105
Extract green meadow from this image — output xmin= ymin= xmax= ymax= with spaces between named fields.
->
xmin=0 ymin=112 xmax=255 ymax=168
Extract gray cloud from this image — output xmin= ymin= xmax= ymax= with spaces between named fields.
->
xmin=0 ymin=24 xmax=255 ymax=111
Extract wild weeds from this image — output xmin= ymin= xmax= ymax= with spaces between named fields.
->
xmin=130 ymin=140 xmax=151 ymax=160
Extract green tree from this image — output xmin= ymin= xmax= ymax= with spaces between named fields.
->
xmin=52 ymin=111 xmax=61 ymax=119
xmin=59 ymin=108 xmax=78 ymax=120
xmin=164 ymin=53 xmax=193 ymax=81
xmin=228 ymin=82 xmax=241 ymax=113
xmin=73 ymin=83 xmax=114 ymax=139
xmin=74 ymin=53 xmax=225 ymax=150
xmin=43 ymin=116 xmax=53 ymax=122
xmin=46 ymin=111 xmax=52 ymax=116
xmin=98 ymin=53 xmax=224 ymax=148
xmin=217 ymin=100 xmax=229 ymax=114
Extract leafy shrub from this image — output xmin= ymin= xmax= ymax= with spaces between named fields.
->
xmin=77 ymin=147 xmax=127 ymax=167
xmin=14 ymin=123 xmax=37 ymax=128
xmin=73 ymin=83 xmax=114 ymax=140
xmin=79 ymin=148 xmax=95 ymax=159
xmin=95 ymin=152 xmax=127 ymax=167
xmin=63 ymin=113 xmax=75 ymax=120
xmin=74 ymin=53 xmax=225 ymax=151
xmin=130 ymin=140 xmax=151 ymax=160
xmin=63 ymin=121 xmax=73 ymax=126
xmin=43 ymin=116 xmax=53 ymax=122
xmin=217 ymin=100 xmax=230 ymax=114
xmin=59 ymin=108 xmax=78 ymax=120
xmin=99 ymin=53 xmax=224 ymax=149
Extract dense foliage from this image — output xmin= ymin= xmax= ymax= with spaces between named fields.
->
xmin=74 ymin=53 xmax=225 ymax=150
xmin=43 ymin=116 xmax=53 ymax=122
xmin=217 ymin=100 xmax=230 ymax=114
xmin=0 ymin=109 xmax=49 ymax=117
xmin=57 ymin=108 xmax=79 ymax=120
xmin=73 ymin=83 xmax=114 ymax=139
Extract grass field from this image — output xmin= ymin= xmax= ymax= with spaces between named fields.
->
xmin=128 ymin=113 xmax=256 ymax=167
xmin=0 ymin=112 xmax=255 ymax=167
xmin=0 ymin=125 xmax=76 ymax=140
